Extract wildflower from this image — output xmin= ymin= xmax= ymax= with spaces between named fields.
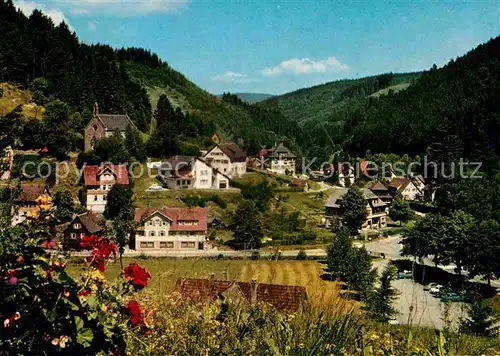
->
xmin=78 ymin=289 xmax=90 ymax=297
xmin=8 ymin=276 xmax=18 ymax=286
xmin=122 ymin=263 xmax=151 ymax=290
xmin=45 ymin=240 xmax=57 ymax=249
xmin=3 ymin=319 xmax=10 ymax=328
xmin=142 ymin=326 xmax=151 ymax=336
xmin=91 ymin=269 xmax=105 ymax=281
xmin=101 ymin=304 xmax=108 ymax=312
xmin=13 ymin=312 xmax=20 ymax=320
xmin=16 ymin=255 xmax=24 ymax=264
xmin=63 ymin=289 xmax=70 ymax=298
xmin=127 ymin=300 xmax=145 ymax=326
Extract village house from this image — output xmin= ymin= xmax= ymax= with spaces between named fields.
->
xmin=0 ymin=145 xmax=14 ymax=180
xmin=324 ymin=187 xmax=388 ymax=230
xmin=84 ymin=103 xmax=134 ymax=151
xmin=202 ymin=142 xmax=247 ymax=177
xmin=62 ymin=212 xmax=104 ymax=250
xmin=175 ymin=277 xmax=307 ymax=313
xmin=387 ymin=176 xmax=422 ymax=200
xmin=158 ymin=156 xmax=230 ymax=190
xmin=11 ymin=183 xmax=52 ymax=225
xmin=364 ymin=180 xmax=393 ymax=204
xmin=258 ymin=143 xmax=297 ymax=176
xmin=132 ymin=207 xmax=207 ymax=250
xmin=82 ymin=164 xmax=129 ymax=213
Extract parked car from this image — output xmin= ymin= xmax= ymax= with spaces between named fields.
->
xmin=387 ymin=318 xmax=400 ymax=325
xmin=441 ymin=292 xmax=465 ymax=303
xmin=424 ymin=282 xmax=440 ymax=291
xmin=397 ymin=270 xmax=413 ymax=279
xmin=429 ymin=284 xmax=444 ymax=296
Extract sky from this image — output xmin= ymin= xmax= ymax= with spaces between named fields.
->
xmin=14 ymin=0 xmax=500 ymax=95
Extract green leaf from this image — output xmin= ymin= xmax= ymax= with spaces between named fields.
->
xmin=77 ymin=328 xmax=94 ymax=347
xmin=75 ymin=316 xmax=84 ymax=331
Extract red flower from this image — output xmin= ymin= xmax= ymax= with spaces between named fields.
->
xmin=78 ymin=289 xmax=90 ymax=297
xmin=45 ymin=240 xmax=57 ymax=249
xmin=122 ymin=263 xmax=151 ymax=290
xmin=142 ymin=326 xmax=151 ymax=336
xmin=63 ymin=289 xmax=70 ymax=298
xmin=127 ymin=300 xmax=144 ymax=326
xmin=16 ymin=255 xmax=24 ymax=264
xmin=80 ymin=234 xmax=100 ymax=250
xmin=81 ymin=235 xmax=117 ymax=272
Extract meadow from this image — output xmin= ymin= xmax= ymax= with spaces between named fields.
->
xmin=75 ymin=258 xmax=344 ymax=306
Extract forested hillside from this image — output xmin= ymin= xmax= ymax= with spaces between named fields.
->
xmin=0 ymin=0 xmax=301 ymax=157
xmin=343 ymin=36 xmax=500 ymax=167
xmin=259 ymin=72 xmax=420 ymax=125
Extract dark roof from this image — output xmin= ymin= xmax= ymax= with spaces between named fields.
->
xmin=267 ymin=143 xmax=296 ymax=159
xmin=96 ymin=114 xmax=133 ymax=131
xmin=364 ymin=181 xmax=389 ymax=191
xmin=15 ymin=184 xmax=49 ymax=202
xmin=175 ymin=278 xmax=307 ymax=312
xmin=70 ymin=212 xmax=104 ymax=234
xmin=217 ymin=142 xmax=247 ymax=162
xmin=162 ymin=156 xmax=197 ymax=170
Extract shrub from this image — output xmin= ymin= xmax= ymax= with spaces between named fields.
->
xmin=250 ymin=250 xmax=260 ymax=260
xmin=0 ymin=217 xmax=152 ymax=354
xmin=296 ymin=249 xmax=307 ymax=260
xmin=216 ymin=253 xmax=225 ymax=260
xmin=0 ymin=87 xmax=3 ymax=98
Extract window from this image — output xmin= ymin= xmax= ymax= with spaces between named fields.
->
xmin=149 ymin=231 xmax=156 ymax=237
xmin=162 ymin=221 xmax=167 ymax=226
xmin=149 ymin=221 xmax=153 ymax=226
xmin=93 ymin=195 xmax=97 ymax=201
xmin=70 ymin=232 xmax=77 ymax=240
xmin=160 ymin=241 xmax=174 ymax=248
xmin=103 ymin=195 xmax=106 ymax=201
xmin=108 ymin=185 xmax=112 ymax=190
xmin=201 ymin=179 xmax=208 ymax=184
xmin=140 ymin=242 xmax=154 ymax=249
xmin=73 ymin=223 xmax=82 ymax=229
xmin=160 ymin=231 xmax=165 ymax=236
xmin=181 ymin=241 xmax=196 ymax=248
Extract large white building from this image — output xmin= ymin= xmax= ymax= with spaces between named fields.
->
xmin=132 ymin=207 xmax=207 ymax=250
xmin=158 ymin=156 xmax=230 ymax=190
xmin=259 ymin=143 xmax=297 ymax=176
xmin=202 ymin=142 xmax=247 ymax=177
xmin=82 ymin=164 xmax=129 ymax=213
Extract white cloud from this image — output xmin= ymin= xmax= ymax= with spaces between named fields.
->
xmin=15 ymin=0 xmax=71 ymax=28
xmin=87 ymin=21 xmax=97 ymax=31
xmin=211 ymin=71 xmax=257 ymax=83
xmin=15 ymin=0 xmax=71 ymax=27
xmin=60 ymin=0 xmax=190 ymax=16
xmin=262 ymin=56 xmax=350 ymax=77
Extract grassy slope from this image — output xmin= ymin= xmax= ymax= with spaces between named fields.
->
xmin=259 ymin=72 xmax=420 ymax=125
xmin=0 ymin=83 xmax=45 ymax=119
xmin=124 ymin=61 xmax=257 ymax=141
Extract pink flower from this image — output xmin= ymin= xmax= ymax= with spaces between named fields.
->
xmin=8 ymin=276 xmax=17 ymax=285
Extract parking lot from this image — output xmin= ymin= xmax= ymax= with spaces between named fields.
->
xmin=369 ymin=237 xmax=468 ymax=329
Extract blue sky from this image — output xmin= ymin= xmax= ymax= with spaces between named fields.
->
xmin=16 ymin=0 xmax=500 ymax=95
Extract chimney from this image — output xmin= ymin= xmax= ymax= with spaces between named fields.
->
xmin=93 ymin=102 xmax=99 ymax=117
xmin=250 ymin=279 xmax=258 ymax=304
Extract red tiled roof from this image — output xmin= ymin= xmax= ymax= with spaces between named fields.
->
xmin=175 ymin=278 xmax=307 ymax=312
xmin=82 ymin=164 xmax=129 ymax=186
xmin=133 ymin=207 xmax=207 ymax=231
xmin=290 ymin=178 xmax=307 ymax=187
xmin=15 ymin=183 xmax=49 ymax=202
